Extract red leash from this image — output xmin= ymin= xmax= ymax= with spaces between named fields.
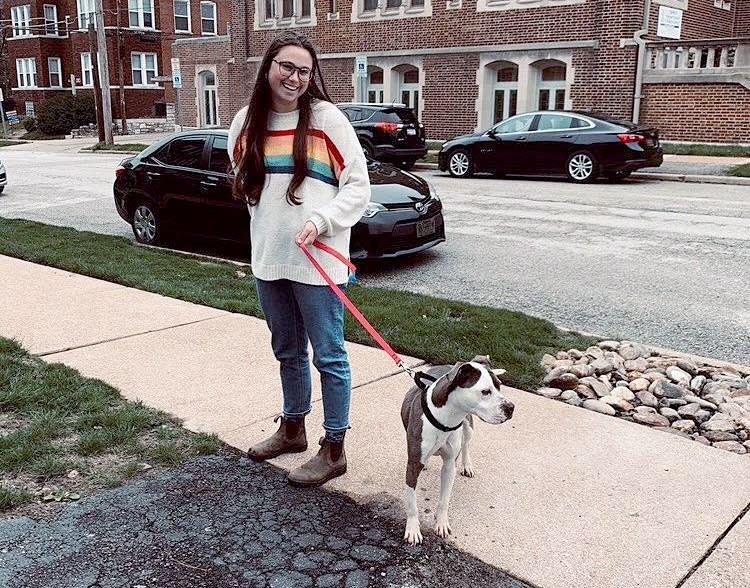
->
xmin=297 ymin=240 xmax=406 ymax=370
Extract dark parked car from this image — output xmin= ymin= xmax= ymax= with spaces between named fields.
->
xmin=438 ymin=110 xmax=663 ymax=183
xmin=337 ymin=103 xmax=427 ymax=170
xmin=113 ymin=129 xmax=444 ymax=261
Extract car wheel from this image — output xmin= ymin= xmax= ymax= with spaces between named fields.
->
xmin=131 ymin=200 xmax=160 ymax=245
xmin=360 ymin=139 xmax=374 ymax=159
xmin=448 ymin=149 xmax=473 ymax=178
xmin=0 ymin=186 xmax=4 ymax=193
xmin=566 ymin=151 xmax=599 ymax=183
xmin=606 ymin=170 xmax=632 ymax=182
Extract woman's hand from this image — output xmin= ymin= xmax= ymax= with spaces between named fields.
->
xmin=295 ymin=221 xmax=319 ymax=246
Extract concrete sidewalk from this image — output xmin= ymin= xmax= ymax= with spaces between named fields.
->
xmin=2 ymin=254 xmax=749 ymax=588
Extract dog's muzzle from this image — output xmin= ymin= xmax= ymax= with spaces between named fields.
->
xmin=481 ymin=399 xmax=515 ymax=424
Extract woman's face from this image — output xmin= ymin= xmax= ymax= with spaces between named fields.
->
xmin=267 ymin=44 xmax=313 ymax=113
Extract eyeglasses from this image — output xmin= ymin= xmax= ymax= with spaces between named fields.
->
xmin=272 ymin=59 xmax=313 ymax=82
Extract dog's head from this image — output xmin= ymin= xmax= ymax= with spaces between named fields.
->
xmin=431 ymin=355 xmax=514 ymax=424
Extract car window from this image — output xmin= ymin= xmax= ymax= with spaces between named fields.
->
xmin=493 ymin=114 xmax=535 ymax=134
xmin=537 ymin=114 xmax=577 ymax=131
xmin=209 ymin=136 xmax=230 ymax=174
xmin=161 ymin=137 xmax=206 ymax=169
xmin=371 ymin=110 xmax=405 ymax=124
xmin=339 ymin=108 xmax=354 ymax=121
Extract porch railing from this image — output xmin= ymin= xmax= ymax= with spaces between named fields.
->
xmin=645 ymin=37 xmax=750 ymax=72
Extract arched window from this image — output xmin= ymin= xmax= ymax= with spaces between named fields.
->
xmin=535 ymin=63 xmax=567 ymax=111
xmin=367 ymin=67 xmax=384 ymax=103
xmin=198 ymin=69 xmax=218 ymax=127
xmin=492 ymin=62 xmax=518 ymax=123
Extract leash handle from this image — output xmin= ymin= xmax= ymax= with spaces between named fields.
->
xmin=297 ymin=241 xmax=402 ymax=366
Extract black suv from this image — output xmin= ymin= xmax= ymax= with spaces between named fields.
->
xmin=337 ymin=103 xmax=427 ymax=170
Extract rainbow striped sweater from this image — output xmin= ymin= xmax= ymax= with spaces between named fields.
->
xmin=228 ymin=100 xmax=370 ymax=286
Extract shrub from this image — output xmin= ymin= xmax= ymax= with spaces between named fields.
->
xmin=23 ymin=116 xmax=37 ymax=132
xmin=36 ymin=94 xmax=96 ymax=136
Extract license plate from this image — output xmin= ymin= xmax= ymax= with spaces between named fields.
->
xmin=406 ymin=128 xmax=417 ymax=136
xmin=416 ymin=217 xmax=436 ymax=238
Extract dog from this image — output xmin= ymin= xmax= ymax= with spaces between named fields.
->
xmin=400 ymin=355 xmax=514 ymax=544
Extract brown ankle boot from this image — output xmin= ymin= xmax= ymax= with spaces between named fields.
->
xmin=287 ymin=436 xmax=347 ymax=487
xmin=247 ymin=415 xmax=307 ymax=461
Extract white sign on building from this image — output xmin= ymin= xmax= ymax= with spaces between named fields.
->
xmin=657 ymin=6 xmax=683 ymax=39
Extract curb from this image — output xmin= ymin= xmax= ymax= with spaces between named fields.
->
xmin=412 ymin=162 xmax=747 ymax=185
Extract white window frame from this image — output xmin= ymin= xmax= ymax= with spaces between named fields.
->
xmin=44 ymin=4 xmax=59 ymax=35
xmin=48 ymin=57 xmax=63 ymax=87
xmin=200 ymin=1 xmax=217 ymax=35
xmin=351 ymin=0 xmax=431 ymax=23
xmin=131 ymin=51 xmax=158 ymax=86
xmin=174 ymin=0 xmax=191 ymax=32
xmin=129 ymin=0 xmax=155 ymax=29
xmin=81 ymin=53 xmax=93 ymax=87
xmin=77 ymin=0 xmax=96 ymax=29
xmin=256 ymin=0 xmax=318 ymax=27
xmin=11 ymin=5 xmax=32 ymax=38
xmin=16 ymin=58 xmax=37 ymax=87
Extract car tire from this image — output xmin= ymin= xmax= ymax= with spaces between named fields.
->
xmin=360 ymin=139 xmax=375 ymax=159
xmin=606 ymin=170 xmax=632 ymax=182
xmin=566 ymin=151 xmax=599 ymax=183
xmin=0 ymin=186 xmax=4 ymax=193
xmin=131 ymin=199 xmax=160 ymax=245
xmin=448 ymin=148 xmax=473 ymax=178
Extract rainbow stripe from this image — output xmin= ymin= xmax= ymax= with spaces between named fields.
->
xmin=235 ymin=129 xmax=344 ymax=187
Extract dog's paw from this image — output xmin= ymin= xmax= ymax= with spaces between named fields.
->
xmin=434 ymin=515 xmax=452 ymax=538
xmin=460 ymin=465 xmax=474 ymax=478
xmin=404 ymin=519 xmax=423 ymax=544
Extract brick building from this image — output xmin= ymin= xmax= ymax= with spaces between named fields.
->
xmin=172 ymin=0 xmax=750 ymax=143
xmin=0 ymin=0 xmax=230 ymax=120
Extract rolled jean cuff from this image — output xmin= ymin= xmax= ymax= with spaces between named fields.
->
xmin=283 ymin=409 xmax=311 ymax=419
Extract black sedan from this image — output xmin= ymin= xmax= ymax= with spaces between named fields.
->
xmin=438 ymin=110 xmax=663 ymax=183
xmin=113 ymin=129 xmax=444 ymax=260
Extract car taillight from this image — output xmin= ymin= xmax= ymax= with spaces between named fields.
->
xmin=617 ymin=133 xmax=644 ymax=144
xmin=374 ymin=122 xmax=402 ymax=133
xmin=115 ymin=165 xmax=127 ymax=178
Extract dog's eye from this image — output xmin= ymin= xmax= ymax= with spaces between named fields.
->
xmin=481 ymin=389 xmax=491 ymax=396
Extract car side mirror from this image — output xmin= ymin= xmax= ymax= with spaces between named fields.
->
xmin=487 ymin=128 xmax=500 ymax=140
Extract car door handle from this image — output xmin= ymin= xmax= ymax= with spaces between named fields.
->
xmin=146 ymin=171 xmax=161 ymax=177
xmin=515 ymin=136 xmax=527 ymax=141
xmin=201 ymin=177 xmax=222 ymax=187
xmin=559 ymin=134 xmax=573 ymax=138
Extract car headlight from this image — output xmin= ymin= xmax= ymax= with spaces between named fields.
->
xmin=426 ymin=180 xmax=440 ymax=201
xmin=362 ymin=202 xmax=387 ymax=218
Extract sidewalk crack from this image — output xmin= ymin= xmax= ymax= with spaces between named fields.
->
xmin=37 ymin=316 xmax=224 ymax=357
xmin=674 ymin=499 xmax=750 ymax=588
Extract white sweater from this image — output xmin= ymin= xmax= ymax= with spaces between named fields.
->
xmin=227 ymin=100 xmax=370 ymax=285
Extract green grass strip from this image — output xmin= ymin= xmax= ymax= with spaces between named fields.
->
xmin=85 ymin=142 xmax=150 ymax=152
xmin=0 ymin=216 xmax=596 ymax=390
xmin=729 ymin=163 xmax=750 ymax=177
xmin=0 ymin=140 xmax=27 ymax=148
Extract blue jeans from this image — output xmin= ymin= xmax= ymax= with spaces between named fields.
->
xmin=255 ymin=278 xmax=351 ymax=437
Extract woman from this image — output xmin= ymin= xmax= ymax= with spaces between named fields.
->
xmin=228 ymin=31 xmax=370 ymax=487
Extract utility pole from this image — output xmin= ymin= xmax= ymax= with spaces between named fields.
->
xmin=88 ymin=24 xmax=105 ymax=143
xmin=115 ymin=0 xmax=128 ymax=134
xmin=94 ymin=0 xmax=113 ymax=145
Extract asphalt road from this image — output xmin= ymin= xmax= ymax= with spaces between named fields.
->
xmin=0 ymin=147 xmax=748 ymax=365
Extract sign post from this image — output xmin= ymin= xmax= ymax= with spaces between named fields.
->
xmin=171 ymin=58 xmax=183 ymax=131
xmin=354 ymin=55 xmax=367 ymax=102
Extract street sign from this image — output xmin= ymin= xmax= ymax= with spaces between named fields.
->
xmin=355 ymin=55 xmax=367 ymax=78
xmin=171 ymin=57 xmax=181 ymax=73
xmin=172 ymin=71 xmax=182 ymax=89
xmin=6 ymin=110 xmax=18 ymax=123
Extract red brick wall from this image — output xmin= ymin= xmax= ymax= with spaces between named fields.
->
xmin=735 ymin=0 xmax=750 ymax=35
xmin=641 ymin=83 xmax=750 ymax=142
xmin=422 ymin=53 xmax=479 ymax=139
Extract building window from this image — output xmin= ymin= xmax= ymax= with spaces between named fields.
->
xmin=44 ymin=4 xmax=59 ymax=35
xmin=16 ymin=58 xmax=37 ymax=87
xmin=537 ymin=64 xmax=566 ymax=111
xmin=48 ymin=57 xmax=62 ymax=87
xmin=397 ymin=66 xmax=421 ymax=119
xmin=257 ymin=0 xmax=317 ymax=26
xmin=77 ymin=0 xmax=96 ymax=29
xmin=11 ymin=5 xmax=32 ymax=37
xmin=200 ymin=1 xmax=217 ymax=34
xmin=493 ymin=64 xmax=518 ymax=124
xmin=131 ymin=52 xmax=158 ymax=85
xmin=81 ymin=53 xmax=93 ymax=86
xmin=174 ymin=0 xmax=191 ymax=32
xmin=480 ymin=0 xmax=585 ymax=11
xmin=367 ymin=68 xmax=384 ymax=103
xmin=354 ymin=0 xmax=432 ymax=22
xmin=129 ymin=0 xmax=155 ymax=29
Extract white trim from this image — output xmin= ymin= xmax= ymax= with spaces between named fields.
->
xmin=653 ymin=0 xmax=688 ymax=8
xmin=351 ymin=0 xmax=432 ymax=23
xmin=48 ymin=57 xmax=63 ymax=88
xmin=477 ymin=0 xmax=585 ymax=12
xmin=16 ymin=57 xmax=37 ymax=88
xmin=11 ymin=5 xmax=32 ymax=37
xmin=128 ymin=0 xmax=156 ymax=29
xmin=174 ymin=0 xmax=192 ymax=33
xmin=200 ymin=1 xmax=217 ymax=35
xmin=131 ymin=51 xmax=159 ymax=86
xmin=254 ymin=0 xmax=317 ymax=30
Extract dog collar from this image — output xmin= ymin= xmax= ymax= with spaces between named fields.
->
xmin=421 ymin=389 xmax=463 ymax=432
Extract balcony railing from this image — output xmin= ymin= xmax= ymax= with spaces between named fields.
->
xmin=645 ymin=37 xmax=750 ymax=71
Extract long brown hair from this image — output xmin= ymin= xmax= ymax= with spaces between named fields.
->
xmin=232 ymin=31 xmax=332 ymax=206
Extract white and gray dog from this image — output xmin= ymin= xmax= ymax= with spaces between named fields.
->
xmin=400 ymin=355 xmax=515 ymax=544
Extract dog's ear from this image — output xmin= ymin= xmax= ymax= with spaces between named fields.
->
xmin=470 ymin=355 xmax=492 ymax=368
xmin=492 ymin=368 xmax=506 ymax=376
